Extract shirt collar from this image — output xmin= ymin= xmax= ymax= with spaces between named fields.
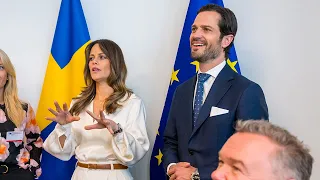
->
xmin=198 ymin=60 xmax=226 ymax=78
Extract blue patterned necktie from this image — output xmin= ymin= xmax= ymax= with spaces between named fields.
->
xmin=193 ymin=73 xmax=211 ymax=127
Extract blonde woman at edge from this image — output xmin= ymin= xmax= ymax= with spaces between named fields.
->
xmin=0 ymin=49 xmax=42 ymax=179
xmin=43 ymin=39 xmax=149 ymax=180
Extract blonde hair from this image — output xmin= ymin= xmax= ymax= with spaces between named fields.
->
xmin=0 ymin=49 xmax=25 ymax=127
xmin=236 ymin=120 xmax=313 ymax=180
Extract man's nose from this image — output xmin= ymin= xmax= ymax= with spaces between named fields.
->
xmin=211 ymin=168 xmax=227 ymax=180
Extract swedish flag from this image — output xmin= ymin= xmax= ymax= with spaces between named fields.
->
xmin=36 ymin=0 xmax=90 ymax=179
xmin=149 ymin=0 xmax=240 ymax=179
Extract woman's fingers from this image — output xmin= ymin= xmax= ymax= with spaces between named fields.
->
xmin=86 ymin=110 xmax=109 ymax=125
xmin=99 ymin=110 xmax=106 ymax=119
xmin=54 ymin=101 xmax=63 ymax=112
xmin=85 ymin=122 xmax=115 ymax=136
xmin=63 ymin=103 xmax=69 ymax=112
xmin=70 ymin=116 xmax=80 ymax=122
xmin=86 ymin=110 xmax=100 ymax=121
xmin=45 ymin=117 xmax=58 ymax=122
xmin=84 ymin=123 xmax=105 ymax=130
xmin=48 ymin=108 xmax=58 ymax=116
xmin=107 ymin=126 xmax=114 ymax=134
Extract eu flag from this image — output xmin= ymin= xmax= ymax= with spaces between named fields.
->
xmin=36 ymin=0 xmax=90 ymax=179
xmin=150 ymin=0 xmax=240 ymax=179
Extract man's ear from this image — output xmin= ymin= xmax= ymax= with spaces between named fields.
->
xmin=221 ymin=34 xmax=234 ymax=48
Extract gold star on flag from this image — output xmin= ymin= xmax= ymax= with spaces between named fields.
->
xmin=171 ymin=69 xmax=180 ymax=85
xmin=191 ymin=61 xmax=199 ymax=72
xmin=227 ymin=59 xmax=238 ymax=73
xmin=155 ymin=149 xmax=163 ymax=165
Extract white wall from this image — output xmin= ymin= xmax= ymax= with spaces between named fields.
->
xmin=0 ymin=0 xmax=319 ymax=179
xmin=225 ymin=1 xmax=320 ymax=179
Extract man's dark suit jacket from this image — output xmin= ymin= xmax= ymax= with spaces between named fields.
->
xmin=163 ymin=64 xmax=269 ymax=180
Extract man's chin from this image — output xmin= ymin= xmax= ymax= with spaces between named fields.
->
xmin=191 ymin=52 xmax=203 ymax=60
xmin=192 ymin=56 xmax=213 ymax=63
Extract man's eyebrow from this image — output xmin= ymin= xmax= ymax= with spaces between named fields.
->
xmin=200 ymin=25 xmax=213 ymax=29
xmin=219 ymin=153 xmax=248 ymax=172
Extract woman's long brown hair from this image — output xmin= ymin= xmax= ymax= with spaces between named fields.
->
xmin=69 ymin=39 xmax=132 ymax=115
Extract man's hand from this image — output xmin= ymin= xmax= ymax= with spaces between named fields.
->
xmin=168 ymin=162 xmax=196 ymax=180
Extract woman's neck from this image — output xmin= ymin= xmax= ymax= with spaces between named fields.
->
xmin=95 ymin=81 xmax=114 ymax=100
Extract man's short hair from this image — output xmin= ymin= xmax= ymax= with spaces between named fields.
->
xmin=197 ymin=4 xmax=237 ymax=59
xmin=235 ymin=120 xmax=313 ymax=180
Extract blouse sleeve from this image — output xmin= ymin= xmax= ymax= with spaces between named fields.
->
xmin=111 ymin=97 xmax=150 ymax=166
xmin=43 ymin=101 xmax=78 ymax=161
xmin=24 ymin=103 xmax=43 ymax=178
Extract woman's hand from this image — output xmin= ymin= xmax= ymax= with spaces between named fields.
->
xmin=84 ymin=110 xmax=118 ymax=135
xmin=46 ymin=101 xmax=80 ymax=125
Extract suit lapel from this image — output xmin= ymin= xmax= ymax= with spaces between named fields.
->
xmin=191 ymin=65 xmax=235 ymax=137
xmin=183 ymin=76 xmax=197 ymax=137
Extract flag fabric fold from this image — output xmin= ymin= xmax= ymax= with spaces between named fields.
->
xmin=150 ymin=0 xmax=240 ymax=179
xmin=37 ymin=0 xmax=90 ymax=179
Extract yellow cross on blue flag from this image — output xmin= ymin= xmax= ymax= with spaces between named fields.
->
xmin=36 ymin=0 xmax=90 ymax=179
xmin=150 ymin=0 xmax=240 ymax=179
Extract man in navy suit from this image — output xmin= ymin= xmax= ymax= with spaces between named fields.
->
xmin=163 ymin=4 xmax=269 ymax=180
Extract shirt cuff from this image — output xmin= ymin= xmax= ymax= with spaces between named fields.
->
xmin=113 ymin=131 xmax=124 ymax=143
xmin=167 ymin=163 xmax=177 ymax=174
xmin=55 ymin=123 xmax=72 ymax=137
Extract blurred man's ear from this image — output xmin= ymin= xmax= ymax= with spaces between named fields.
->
xmin=221 ymin=35 xmax=234 ymax=49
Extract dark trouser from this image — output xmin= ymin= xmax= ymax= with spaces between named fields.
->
xmin=0 ymin=164 xmax=34 ymax=180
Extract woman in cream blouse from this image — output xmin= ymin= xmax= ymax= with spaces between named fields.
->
xmin=43 ymin=39 xmax=149 ymax=180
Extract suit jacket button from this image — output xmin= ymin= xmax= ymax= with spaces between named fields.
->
xmin=188 ymin=150 xmax=194 ymax=155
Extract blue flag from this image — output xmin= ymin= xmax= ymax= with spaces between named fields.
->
xmin=37 ymin=0 xmax=90 ymax=179
xmin=149 ymin=0 xmax=240 ymax=179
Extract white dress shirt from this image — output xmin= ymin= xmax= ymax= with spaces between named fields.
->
xmin=193 ymin=60 xmax=226 ymax=108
